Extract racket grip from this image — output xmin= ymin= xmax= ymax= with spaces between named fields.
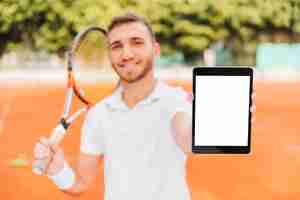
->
xmin=49 ymin=123 xmax=67 ymax=145
xmin=32 ymin=124 xmax=67 ymax=175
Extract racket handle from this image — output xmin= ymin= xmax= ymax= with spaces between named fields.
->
xmin=48 ymin=123 xmax=67 ymax=145
xmin=32 ymin=124 xmax=67 ymax=175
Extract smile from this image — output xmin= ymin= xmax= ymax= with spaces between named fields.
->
xmin=119 ymin=61 xmax=141 ymax=68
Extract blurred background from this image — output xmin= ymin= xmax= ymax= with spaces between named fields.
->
xmin=0 ymin=0 xmax=300 ymax=200
xmin=1 ymin=0 xmax=300 ymax=73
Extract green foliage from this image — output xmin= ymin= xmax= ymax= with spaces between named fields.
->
xmin=0 ymin=0 xmax=300 ymax=64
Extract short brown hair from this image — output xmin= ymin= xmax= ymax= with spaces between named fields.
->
xmin=108 ymin=12 xmax=155 ymax=40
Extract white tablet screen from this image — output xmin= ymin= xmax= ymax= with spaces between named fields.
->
xmin=194 ymin=75 xmax=251 ymax=146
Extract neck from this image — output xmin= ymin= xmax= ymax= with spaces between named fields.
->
xmin=121 ymin=70 xmax=156 ymax=108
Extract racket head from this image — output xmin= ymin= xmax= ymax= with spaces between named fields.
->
xmin=67 ymin=26 xmax=111 ymax=106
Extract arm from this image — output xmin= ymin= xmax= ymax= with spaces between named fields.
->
xmin=63 ymin=152 xmax=103 ymax=196
xmin=171 ymin=111 xmax=192 ymax=154
xmin=65 ymin=106 xmax=105 ymax=195
xmin=33 ymin=137 xmax=102 ymax=196
xmin=170 ymin=91 xmax=256 ymax=155
xmin=170 ymin=90 xmax=193 ymax=155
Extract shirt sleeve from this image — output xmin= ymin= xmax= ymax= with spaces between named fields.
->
xmin=169 ymin=87 xmax=192 ymax=118
xmin=80 ymin=106 xmax=105 ymax=155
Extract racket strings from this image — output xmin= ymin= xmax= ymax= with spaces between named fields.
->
xmin=69 ymin=27 xmax=111 ymax=104
xmin=73 ymin=31 xmax=108 ymax=70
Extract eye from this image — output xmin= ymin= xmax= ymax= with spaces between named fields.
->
xmin=111 ymin=43 xmax=122 ymax=50
xmin=134 ymin=40 xmax=143 ymax=45
xmin=132 ymin=38 xmax=144 ymax=46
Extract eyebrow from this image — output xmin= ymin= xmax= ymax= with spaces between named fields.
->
xmin=110 ymin=40 xmax=121 ymax=47
xmin=131 ymin=37 xmax=144 ymax=41
xmin=110 ymin=36 xmax=145 ymax=47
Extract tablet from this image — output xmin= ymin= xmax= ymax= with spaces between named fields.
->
xmin=192 ymin=67 xmax=253 ymax=154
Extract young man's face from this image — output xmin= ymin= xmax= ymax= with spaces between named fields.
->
xmin=107 ymin=22 xmax=160 ymax=83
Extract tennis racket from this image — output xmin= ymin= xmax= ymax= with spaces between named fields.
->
xmin=32 ymin=26 xmax=110 ymax=175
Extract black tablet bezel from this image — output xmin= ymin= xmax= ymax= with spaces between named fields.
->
xmin=192 ymin=67 xmax=253 ymax=154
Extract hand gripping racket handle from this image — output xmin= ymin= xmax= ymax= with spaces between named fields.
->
xmin=32 ymin=123 xmax=67 ymax=175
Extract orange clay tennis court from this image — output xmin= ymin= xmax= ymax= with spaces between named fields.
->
xmin=0 ymin=80 xmax=299 ymax=199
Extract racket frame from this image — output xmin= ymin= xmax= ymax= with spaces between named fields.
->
xmin=61 ymin=26 xmax=108 ymax=129
xmin=32 ymin=26 xmax=108 ymax=175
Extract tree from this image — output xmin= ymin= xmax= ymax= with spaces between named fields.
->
xmin=1 ymin=0 xmax=300 ymax=65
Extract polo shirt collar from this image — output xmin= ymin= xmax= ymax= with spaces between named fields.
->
xmin=104 ymin=80 xmax=166 ymax=110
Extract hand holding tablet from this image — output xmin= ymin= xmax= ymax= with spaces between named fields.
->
xmin=192 ymin=67 xmax=253 ymax=154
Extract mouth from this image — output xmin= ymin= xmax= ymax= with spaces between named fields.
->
xmin=119 ymin=61 xmax=141 ymax=69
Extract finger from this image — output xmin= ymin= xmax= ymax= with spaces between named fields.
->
xmin=250 ymin=105 xmax=256 ymax=113
xmin=33 ymin=148 xmax=50 ymax=159
xmin=34 ymin=142 xmax=50 ymax=153
xmin=38 ymin=137 xmax=54 ymax=153
xmin=33 ymin=150 xmax=50 ymax=160
xmin=50 ymin=143 xmax=60 ymax=154
xmin=34 ymin=143 xmax=47 ymax=155
xmin=33 ymin=143 xmax=51 ymax=159
xmin=39 ymin=137 xmax=50 ymax=146
xmin=251 ymin=117 xmax=255 ymax=124
xmin=186 ymin=92 xmax=193 ymax=103
xmin=32 ymin=159 xmax=47 ymax=169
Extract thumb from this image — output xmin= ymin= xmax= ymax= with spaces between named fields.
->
xmin=50 ymin=143 xmax=61 ymax=154
xmin=186 ymin=92 xmax=193 ymax=103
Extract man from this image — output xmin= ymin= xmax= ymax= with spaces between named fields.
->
xmin=33 ymin=12 xmax=192 ymax=200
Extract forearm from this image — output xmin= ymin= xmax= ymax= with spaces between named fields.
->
xmin=62 ymin=177 xmax=89 ymax=196
xmin=173 ymin=125 xmax=192 ymax=154
xmin=48 ymin=162 xmax=88 ymax=196
xmin=49 ymin=154 xmax=101 ymax=196
xmin=172 ymin=112 xmax=192 ymax=154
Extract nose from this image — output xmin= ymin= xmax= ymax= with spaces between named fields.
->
xmin=121 ymin=44 xmax=134 ymax=61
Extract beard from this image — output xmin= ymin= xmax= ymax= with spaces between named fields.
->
xmin=112 ymin=56 xmax=154 ymax=83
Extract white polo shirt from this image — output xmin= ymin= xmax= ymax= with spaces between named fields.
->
xmin=80 ymin=81 xmax=192 ymax=200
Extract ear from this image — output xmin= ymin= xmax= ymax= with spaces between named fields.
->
xmin=153 ymin=41 xmax=161 ymax=57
